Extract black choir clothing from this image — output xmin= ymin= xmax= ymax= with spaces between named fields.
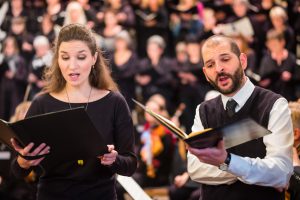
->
xmin=111 ymin=53 xmax=138 ymax=110
xmin=0 ymin=144 xmax=36 ymax=200
xmin=198 ymin=86 xmax=283 ymax=200
xmin=11 ymin=91 xmax=137 ymax=200
xmin=137 ymin=57 xmax=177 ymax=104
xmin=135 ymin=6 xmax=169 ymax=57
xmin=175 ymin=60 xmax=212 ymax=133
xmin=0 ymin=54 xmax=28 ymax=121
xmin=28 ymin=52 xmax=52 ymax=100
xmin=8 ymin=32 xmax=35 ymax=64
xmin=168 ymin=142 xmax=202 ymax=200
xmin=259 ymin=51 xmax=297 ymax=101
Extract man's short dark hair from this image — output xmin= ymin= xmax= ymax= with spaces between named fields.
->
xmin=200 ymin=35 xmax=241 ymax=65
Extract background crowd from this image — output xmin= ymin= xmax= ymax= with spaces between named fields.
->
xmin=0 ymin=0 xmax=299 ymax=200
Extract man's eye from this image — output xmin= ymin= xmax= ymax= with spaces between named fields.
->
xmin=206 ymin=63 xmax=214 ymax=68
xmin=222 ymin=57 xmax=230 ymax=62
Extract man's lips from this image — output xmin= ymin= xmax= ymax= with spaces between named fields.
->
xmin=217 ymin=75 xmax=230 ymax=86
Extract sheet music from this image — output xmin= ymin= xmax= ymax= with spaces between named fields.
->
xmin=117 ymin=175 xmax=152 ymax=200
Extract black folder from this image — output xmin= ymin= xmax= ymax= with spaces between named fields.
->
xmin=0 ymin=107 xmax=108 ymax=169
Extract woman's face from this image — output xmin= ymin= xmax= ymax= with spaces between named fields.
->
xmin=115 ymin=38 xmax=128 ymax=50
xmin=4 ymin=38 xmax=17 ymax=56
xmin=58 ymin=40 xmax=97 ymax=89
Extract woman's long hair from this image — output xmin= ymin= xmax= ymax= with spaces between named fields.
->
xmin=43 ymin=23 xmax=118 ymax=93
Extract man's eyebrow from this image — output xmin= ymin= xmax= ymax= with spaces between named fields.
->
xmin=204 ymin=59 xmax=213 ymax=66
xmin=219 ymin=53 xmax=230 ymax=57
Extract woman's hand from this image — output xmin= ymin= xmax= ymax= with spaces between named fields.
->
xmin=11 ymin=138 xmax=50 ymax=169
xmin=99 ymin=145 xmax=118 ymax=166
xmin=174 ymin=172 xmax=189 ymax=188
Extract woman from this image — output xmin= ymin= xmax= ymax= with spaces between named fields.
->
xmin=0 ymin=36 xmax=27 ymax=121
xmin=111 ymin=30 xmax=138 ymax=110
xmin=134 ymin=98 xmax=174 ymax=187
xmin=10 ymin=24 xmax=137 ymax=200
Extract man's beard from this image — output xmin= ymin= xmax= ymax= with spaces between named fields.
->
xmin=207 ymin=65 xmax=244 ymax=95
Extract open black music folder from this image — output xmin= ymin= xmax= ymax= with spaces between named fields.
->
xmin=0 ymin=107 xmax=108 ymax=170
xmin=133 ymin=99 xmax=271 ymax=149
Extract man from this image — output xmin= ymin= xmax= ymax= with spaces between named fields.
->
xmin=187 ymin=35 xmax=293 ymax=200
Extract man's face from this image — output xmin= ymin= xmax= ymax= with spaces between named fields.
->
xmin=202 ymin=41 xmax=247 ymax=96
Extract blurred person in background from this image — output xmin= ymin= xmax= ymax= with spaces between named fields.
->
xmin=111 ymin=30 xmax=138 ymax=110
xmin=27 ymin=35 xmax=53 ymax=100
xmin=135 ymin=35 xmax=176 ymax=112
xmin=0 ymin=36 xmax=27 ymax=121
xmin=258 ymin=29 xmax=297 ymax=101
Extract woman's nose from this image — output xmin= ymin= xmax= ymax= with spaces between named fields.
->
xmin=68 ymin=58 xmax=79 ymax=69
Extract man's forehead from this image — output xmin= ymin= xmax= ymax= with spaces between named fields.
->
xmin=202 ymin=43 xmax=232 ymax=61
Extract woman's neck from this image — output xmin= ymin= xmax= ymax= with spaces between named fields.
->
xmin=64 ymin=84 xmax=93 ymax=103
xmin=12 ymin=7 xmax=22 ymax=17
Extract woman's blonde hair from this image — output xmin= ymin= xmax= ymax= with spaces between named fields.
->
xmin=43 ymin=23 xmax=118 ymax=93
xmin=288 ymin=101 xmax=300 ymax=129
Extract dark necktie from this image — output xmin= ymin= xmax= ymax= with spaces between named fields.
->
xmin=226 ymin=99 xmax=237 ymax=117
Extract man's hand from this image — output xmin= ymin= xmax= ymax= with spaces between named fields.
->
xmin=187 ymin=140 xmax=228 ymax=166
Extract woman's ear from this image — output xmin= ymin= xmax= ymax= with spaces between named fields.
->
xmin=93 ymin=51 xmax=98 ymax=65
xmin=294 ymin=128 xmax=300 ymax=141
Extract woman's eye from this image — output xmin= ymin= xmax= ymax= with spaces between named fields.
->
xmin=78 ymin=56 xmax=86 ymax=60
xmin=61 ymin=57 xmax=69 ymax=60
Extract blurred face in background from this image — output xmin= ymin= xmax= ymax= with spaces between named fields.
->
xmin=11 ymin=21 xmax=25 ymax=35
xmin=115 ymin=38 xmax=128 ymax=51
xmin=4 ymin=37 xmax=18 ymax=57
xmin=147 ymin=42 xmax=163 ymax=60
xmin=35 ymin=44 xmax=50 ymax=57
xmin=145 ymin=101 xmax=161 ymax=125
xmin=104 ymin=11 xmax=118 ymax=26
xmin=266 ymin=38 xmax=285 ymax=53
xmin=232 ymin=0 xmax=248 ymax=17
xmin=11 ymin=0 xmax=23 ymax=9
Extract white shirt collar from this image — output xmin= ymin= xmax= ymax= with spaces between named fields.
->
xmin=221 ymin=77 xmax=255 ymax=111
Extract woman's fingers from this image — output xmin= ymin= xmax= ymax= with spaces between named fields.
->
xmin=11 ymin=138 xmax=24 ymax=152
xmin=107 ymin=145 xmax=115 ymax=152
xmin=100 ymin=145 xmax=118 ymax=165
xmin=30 ymin=143 xmax=46 ymax=155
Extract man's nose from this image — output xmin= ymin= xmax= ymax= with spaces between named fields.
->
xmin=215 ymin=61 xmax=224 ymax=73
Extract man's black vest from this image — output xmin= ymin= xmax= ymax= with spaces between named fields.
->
xmin=199 ymin=86 xmax=284 ymax=200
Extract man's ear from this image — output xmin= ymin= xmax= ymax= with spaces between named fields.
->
xmin=239 ymin=53 xmax=247 ymax=70
xmin=202 ymin=67 xmax=210 ymax=82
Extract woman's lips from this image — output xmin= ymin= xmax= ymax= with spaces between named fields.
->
xmin=69 ymin=73 xmax=80 ymax=81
